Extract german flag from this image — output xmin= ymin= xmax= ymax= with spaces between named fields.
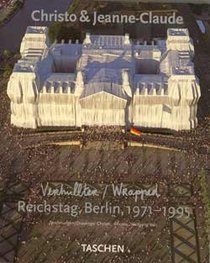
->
xmin=130 ymin=127 xmax=142 ymax=136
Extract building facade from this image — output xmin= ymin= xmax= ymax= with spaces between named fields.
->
xmin=7 ymin=26 xmax=201 ymax=130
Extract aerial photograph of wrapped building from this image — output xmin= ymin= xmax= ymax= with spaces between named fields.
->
xmin=0 ymin=0 xmax=209 ymax=263
xmin=7 ymin=26 xmax=200 ymax=130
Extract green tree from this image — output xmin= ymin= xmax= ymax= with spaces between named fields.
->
xmin=3 ymin=64 xmax=13 ymax=78
xmin=2 ymin=49 xmax=12 ymax=60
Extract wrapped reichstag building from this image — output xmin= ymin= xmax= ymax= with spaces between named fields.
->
xmin=7 ymin=26 xmax=201 ymax=130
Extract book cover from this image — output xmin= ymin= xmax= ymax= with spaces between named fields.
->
xmin=0 ymin=0 xmax=209 ymax=262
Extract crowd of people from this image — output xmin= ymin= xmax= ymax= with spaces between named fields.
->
xmin=0 ymin=81 xmax=209 ymax=262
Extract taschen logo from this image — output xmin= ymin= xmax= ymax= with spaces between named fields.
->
xmin=81 ymin=244 xmax=126 ymax=253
